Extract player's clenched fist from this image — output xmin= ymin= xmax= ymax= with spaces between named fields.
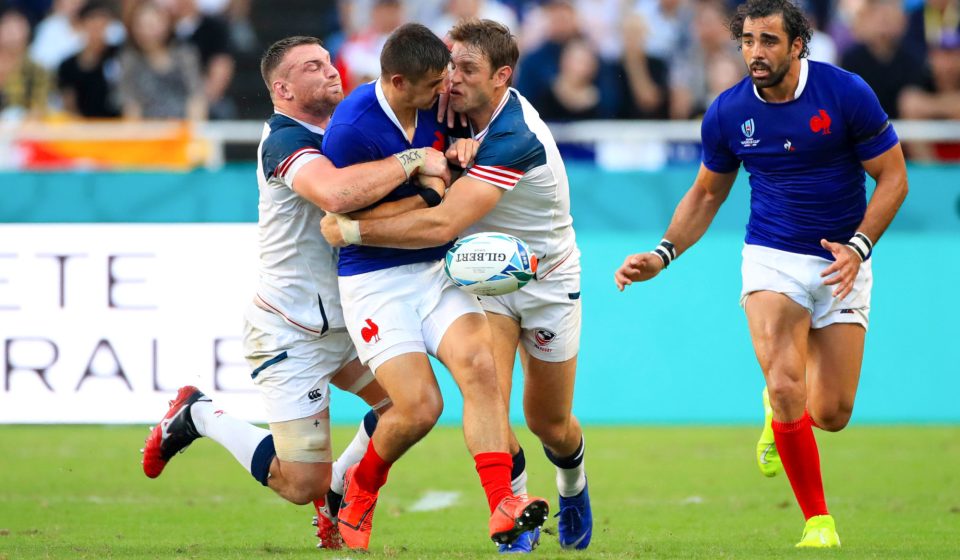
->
xmin=321 ymin=212 xmax=350 ymax=248
xmin=614 ymin=252 xmax=664 ymax=291
xmin=419 ymin=147 xmax=453 ymax=182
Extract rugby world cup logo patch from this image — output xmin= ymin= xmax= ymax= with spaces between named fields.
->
xmin=740 ymin=118 xmax=760 ymax=147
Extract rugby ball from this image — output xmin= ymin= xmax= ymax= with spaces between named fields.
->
xmin=444 ymin=232 xmax=538 ymax=296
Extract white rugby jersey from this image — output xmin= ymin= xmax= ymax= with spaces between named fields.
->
xmin=462 ymin=89 xmax=578 ymax=278
xmin=253 ymin=112 xmax=342 ymax=335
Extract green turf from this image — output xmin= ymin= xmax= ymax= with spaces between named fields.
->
xmin=0 ymin=425 xmax=957 ymax=559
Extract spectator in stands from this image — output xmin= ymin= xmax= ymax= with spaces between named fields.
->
xmin=29 ymin=0 xmax=86 ymax=71
xmin=575 ymin=0 xmax=631 ymax=62
xmin=899 ymin=31 xmax=960 ymax=160
xmin=515 ymin=0 xmax=580 ymax=109
xmin=164 ymin=0 xmax=236 ymax=119
xmin=840 ymin=0 xmax=926 ymax=118
xmin=806 ymin=8 xmax=839 ymax=64
xmin=0 ymin=7 xmax=50 ymax=120
xmin=337 ymin=0 xmax=404 ymax=93
xmin=428 ymin=0 xmax=519 ymax=38
xmin=619 ymin=12 xmax=670 ymax=118
xmin=631 ymin=0 xmax=693 ymax=62
xmin=118 ymin=1 xmax=205 ymax=120
xmin=2 ymin=0 xmax=52 ymax=27
xmin=536 ymin=37 xmax=614 ymax=120
xmin=669 ymin=0 xmax=742 ymax=118
xmin=57 ymin=0 xmax=120 ymax=118
xmin=904 ymin=0 xmax=960 ymax=60
xmin=223 ymin=0 xmax=256 ymax=54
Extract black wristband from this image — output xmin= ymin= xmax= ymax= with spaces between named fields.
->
xmin=417 ymin=187 xmax=443 ymax=208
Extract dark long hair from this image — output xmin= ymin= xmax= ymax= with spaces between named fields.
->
xmin=729 ymin=0 xmax=812 ymax=59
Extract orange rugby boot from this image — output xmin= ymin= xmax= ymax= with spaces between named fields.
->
xmin=489 ymin=495 xmax=549 ymax=545
xmin=336 ymin=464 xmax=378 ymax=550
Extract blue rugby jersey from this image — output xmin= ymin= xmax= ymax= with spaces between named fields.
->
xmin=322 ymin=80 xmax=450 ymax=276
xmin=700 ymin=59 xmax=899 ymax=260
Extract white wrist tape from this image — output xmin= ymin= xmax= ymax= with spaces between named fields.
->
xmin=845 ymin=231 xmax=873 ymax=262
xmin=394 ymin=148 xmax=426 ymax=179
xmin=334 ymin=213 xmax=361 ymax=245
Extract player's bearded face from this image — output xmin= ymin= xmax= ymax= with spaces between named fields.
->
xmin=741 ymin=16 xmax=795 ymax=89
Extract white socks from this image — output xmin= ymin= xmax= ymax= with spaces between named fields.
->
xmin=190 ymin=400 xmax=271 ymax=477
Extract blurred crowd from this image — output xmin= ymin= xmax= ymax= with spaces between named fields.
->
xmin=1 ymin=0 xmax=958 ymax=130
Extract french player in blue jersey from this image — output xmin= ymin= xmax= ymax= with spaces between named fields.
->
xmin=140 ymin=36 xmax=453 ymax=551
xmin=615 ymin=0 xmax=908 ymax=548
xmin=319 ymin=23 xmax=548 ymax=550
xmin=321 ymin=19 xmax=591 ymax=554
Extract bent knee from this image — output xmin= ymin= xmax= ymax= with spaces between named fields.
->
xmin=766 ymin=377 xmax=805 ymax=409
xmin=393 ymin=392 xmax=442 ymax=437
xmin=809 ymin=406 xmax=853 ymax=432
xmin=275 ymin=471 xmax=329 ymax=505
xmin=286 ymin=486 xmax=324 ymax=506
xmin=528 ymin=416 xmax=572 ymax=448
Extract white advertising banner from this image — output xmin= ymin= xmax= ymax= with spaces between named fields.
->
xmin=0 ymin=224 xmax=275 ymax=423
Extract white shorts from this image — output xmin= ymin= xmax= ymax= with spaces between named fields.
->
xmin=242 ymin=302 xmax=358 ymax=423
xmin=740 ymin=244 xmax=872 ymax=330
xmin=481 ymin=251 xmax=581 ymax=362
xmin=338 ymin=260 xmax=483 ymax=371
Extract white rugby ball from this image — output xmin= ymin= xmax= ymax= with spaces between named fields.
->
xmin=444 ymin=232 xmax=538 ymax=296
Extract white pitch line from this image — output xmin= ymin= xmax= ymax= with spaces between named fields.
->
xmin=407 ymin=491 xmax=461 ymax=512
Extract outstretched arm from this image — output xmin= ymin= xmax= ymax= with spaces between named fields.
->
xmin=615 ymin=164 xmax=737 ymax=290
xmin=322 ymin=176 xmax=503 ymax=249
xmin=291 ymin=147 xmax=450 ymax=214
xmin=820 ymin=143 xmax=908 ymax=299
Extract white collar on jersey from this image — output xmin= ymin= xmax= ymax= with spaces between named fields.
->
xmin=274 ymin=109 xmax=326 ymax=135
xmin=472 ymin=88 xmax=513 ymax=142
xmin=752 ymin=58 xmax=809 ymax=103
xmin=375 ymin=78 xmax=417 ymax=142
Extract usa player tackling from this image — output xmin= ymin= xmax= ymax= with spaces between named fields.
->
xmin=321 ymin=19 xmax=591 ymax=553
xmin=615 ymin=0 xmax=907 ymax=548
xmin=141 ymin=35 xmax=452 ymax=551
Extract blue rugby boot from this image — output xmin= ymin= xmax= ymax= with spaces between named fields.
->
xmin=557 ymin=482 xmax=592 ymax=550
xmin=498 ymin=527 xmax=540 ymax=554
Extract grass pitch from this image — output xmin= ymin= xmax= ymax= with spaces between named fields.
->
xmin=0 ymin=425 xmax=957 ymax=559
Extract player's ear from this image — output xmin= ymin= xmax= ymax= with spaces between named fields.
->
xmin=390 ymin=73 xmax=407 ymax=91
xmin=493 ymin=65 xmax=512 ymax=88
xmin=272 ymin=80 xmax=290 ymax=101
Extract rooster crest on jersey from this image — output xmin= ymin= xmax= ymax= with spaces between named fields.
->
xmin=444 ymin=232 xmax=538 ymax=296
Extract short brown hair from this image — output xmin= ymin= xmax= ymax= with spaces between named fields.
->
xmin=448 ymin=19 xmax=520 ymax=77
xmin=380 ymin=23 xmax=450 ymax=82
xmin=260 ymin=36 xmax=322 ymax=89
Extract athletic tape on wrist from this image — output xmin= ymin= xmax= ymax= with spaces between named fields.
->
xmin=395 ymin=148 xmax=426 ymax=179
xmin=650 ymin=239 xmax=677 ymax=268
xmin=417 ymin=187 xmax=443 ymax=207
xmin=334 ymin=213 xmax=361 ymax=245
xmin=845 ymin=231 xmax=873 ymax=262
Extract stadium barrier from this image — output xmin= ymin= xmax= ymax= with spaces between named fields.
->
xmin=2 ymin=119 xmax=960 ymax=170
xmin=0 ymin=124 xmax=958 ymax=425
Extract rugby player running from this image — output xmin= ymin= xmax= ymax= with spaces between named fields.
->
xmin=615 ymin=0 xmax=907 ymax=547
